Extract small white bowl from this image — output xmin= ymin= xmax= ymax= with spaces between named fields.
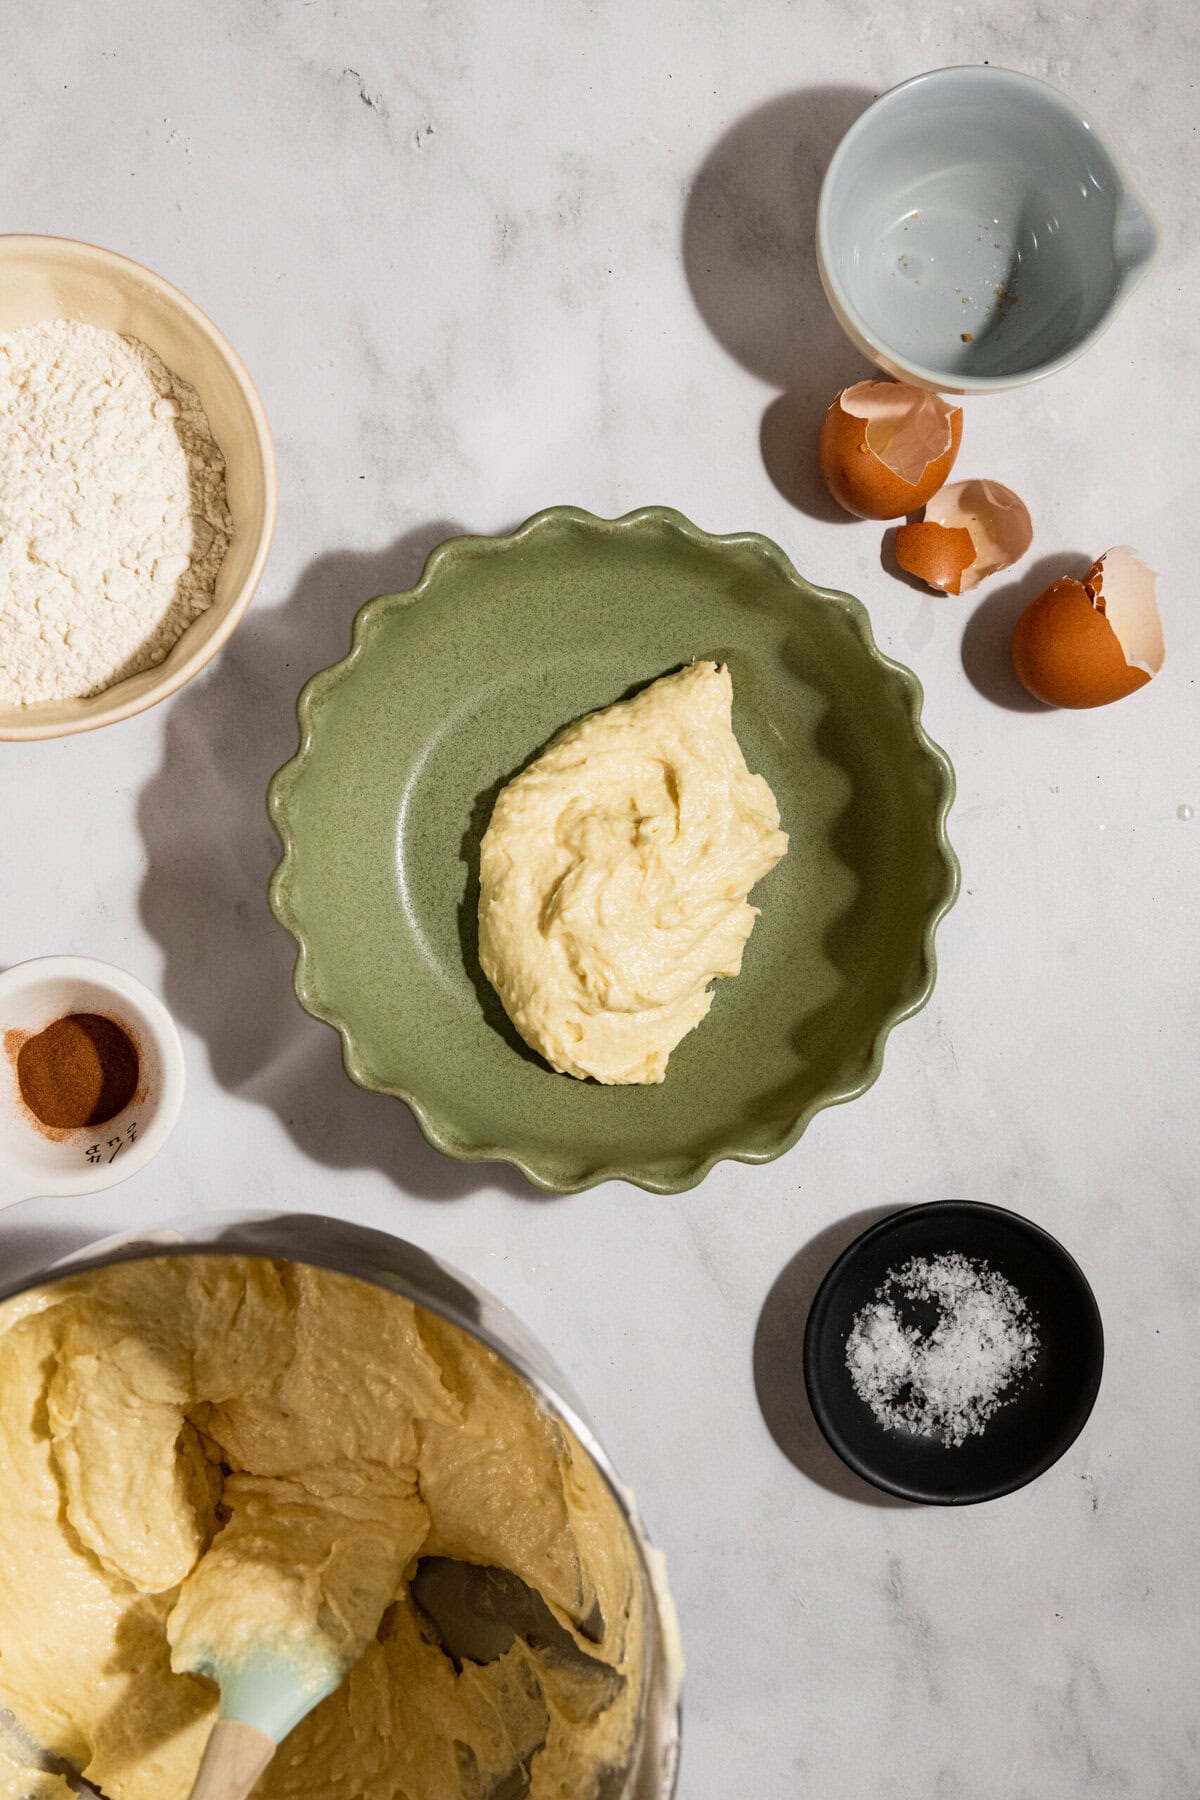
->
xmin=817 ymin=67 xmax=1159 ymax=393
xmin=0 ymin=956 xmax=185 ymax=1210
xmin=0 ymin=235 xmax=277 ymax=739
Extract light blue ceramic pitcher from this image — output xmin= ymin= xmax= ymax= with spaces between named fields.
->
xmin=817 ymin=66 xmax=1160 ymax=393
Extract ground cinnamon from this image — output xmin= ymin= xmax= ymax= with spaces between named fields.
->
xmin=16 ymin=1013 xmax=139 ymax=1130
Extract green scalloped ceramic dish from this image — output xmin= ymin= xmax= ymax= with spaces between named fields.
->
xmin=268 ymin=507 xmax=958 ymax=1194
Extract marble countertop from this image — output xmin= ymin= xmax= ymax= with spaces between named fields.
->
xmin=4 ymin=4 xmax=1198 ymax=1796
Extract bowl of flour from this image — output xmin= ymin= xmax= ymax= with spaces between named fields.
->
xmin=0 ymin=235 xmax=276 ymax=739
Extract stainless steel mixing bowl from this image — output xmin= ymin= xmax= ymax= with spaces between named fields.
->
xmin=0 ymin=1210 xmax=682 ymax=1799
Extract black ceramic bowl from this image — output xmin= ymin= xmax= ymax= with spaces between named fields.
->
xmin=804 ymin=1201 xmax=1103 ymax=1504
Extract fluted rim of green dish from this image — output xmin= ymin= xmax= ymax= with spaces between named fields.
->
xmin=267 ymin=505 xmax=959 ymax=1194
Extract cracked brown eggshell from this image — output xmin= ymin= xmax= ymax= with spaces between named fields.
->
xmin=818 ymin=381 xmax=963 ymax=520
xmin=1012 ymin=547 xmax=1164 ymax=708
xmin=893 ymin=521 xmax=978 ymax=595
xmin=896 ymin=480 xmax=1033 ymax=595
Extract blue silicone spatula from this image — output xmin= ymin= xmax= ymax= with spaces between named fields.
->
xmin=185 ymin=1650 xmax=350 ymax=1800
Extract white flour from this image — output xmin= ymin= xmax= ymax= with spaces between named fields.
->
xmin=0 ymin=320 xmax=232 ymax=706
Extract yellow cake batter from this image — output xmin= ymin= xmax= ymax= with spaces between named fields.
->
xmin=0 ymin=1258 xmax=642 ymax=1799
xmin=478 ymin=661 xmax=788 ymax=1084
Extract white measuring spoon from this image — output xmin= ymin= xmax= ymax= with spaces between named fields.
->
xmin=0 ymin=957 xmax=185 ymax=1210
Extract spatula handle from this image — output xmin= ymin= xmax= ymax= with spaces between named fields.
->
xmin=187 ymin=1719 xmax=276 ymax=1800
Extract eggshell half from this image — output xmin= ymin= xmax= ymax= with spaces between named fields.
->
xmin=922 ymin=480 xmax=1033 ymax=593
xmin=819 ymin=382 xmax=963 ymax=521
xmin=1012 ymin=548 xmax=1163 ymax=708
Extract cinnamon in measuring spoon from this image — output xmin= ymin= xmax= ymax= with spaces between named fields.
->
xmin=16 ymin=1014 xmax=139 ymax=1130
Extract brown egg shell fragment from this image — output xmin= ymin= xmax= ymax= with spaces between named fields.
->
xmin=921 ymin=479 xmax=1033 ymax=593
xmin=1084 ymin=546 xmax=1164 ymax=676
xmin=894 ymin=522 xmax=977 ymax=595
xmin=819 ymin=387 xmax=963 ymax=521
xmin=838 ymin=381 xmax=961 ymax=485
xmin=1011 ymin=575 xmax=1152 ymax=708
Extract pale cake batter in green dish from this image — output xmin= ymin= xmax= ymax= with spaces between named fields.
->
xmin=268 ymin=505 xmax=959 ymax=1193
xmin=0 ymin=1258 xmax=642 ymax=1799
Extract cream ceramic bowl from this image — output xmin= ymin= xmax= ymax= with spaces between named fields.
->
xmin=0 ymin=235 xmax=276 ymax=740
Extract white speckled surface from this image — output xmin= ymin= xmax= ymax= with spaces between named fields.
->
xmin=3 ymin=5 xmax=1199 ymax=1796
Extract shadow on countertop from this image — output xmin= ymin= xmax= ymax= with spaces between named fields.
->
xmin=0 ymin=1222 xmax=113 ymax=1292
xmin=137 ymin=522 xmax=541 ymax=1203
xmin=753 ymin=1205 xmax=916 ymax=1507
xmin=682 ymin=85 xmax=877 ymax=524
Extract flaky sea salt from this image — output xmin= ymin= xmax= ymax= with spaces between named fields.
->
xmin=845 ymin=1252 xmax=1039 ymax=1447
